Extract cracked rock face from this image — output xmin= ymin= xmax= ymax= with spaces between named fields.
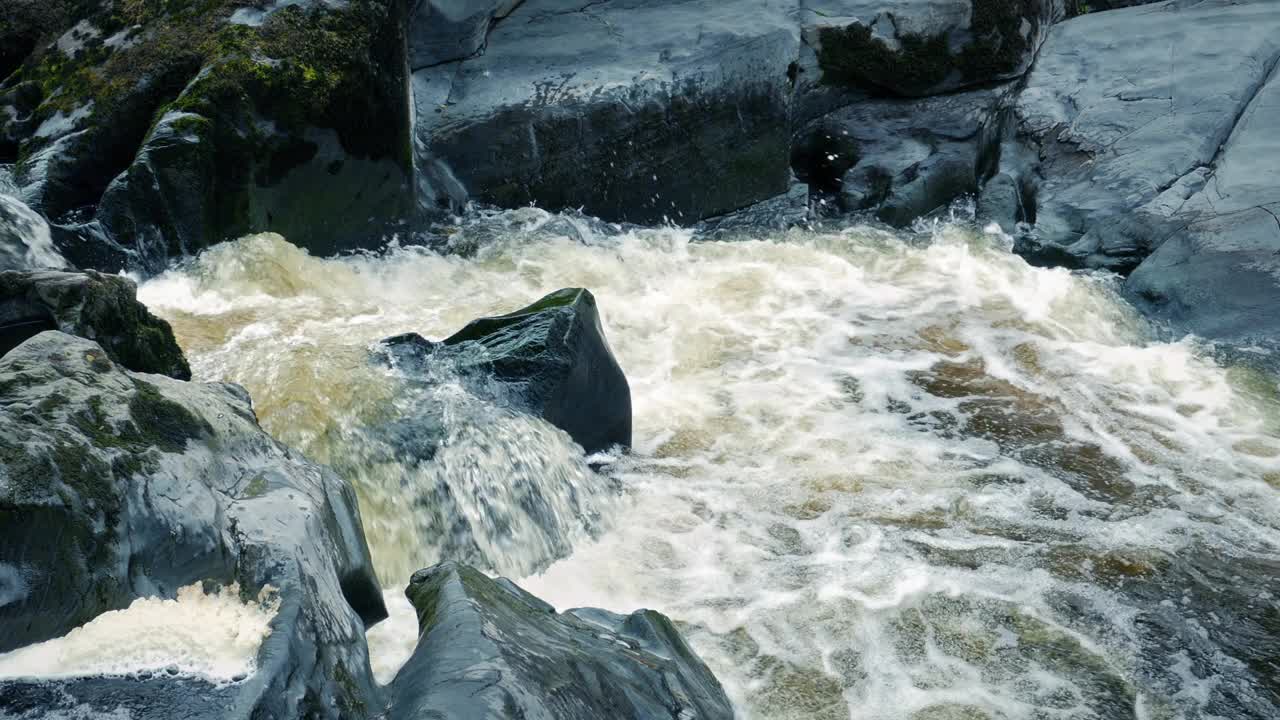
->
xmin=978 ymin=0 xmax=1280 ymax=358
xmin=1126 ymin=58 xmax=1280 ymax=358
xmin=0 ymin=331 xmax=386 ymax=719
xmin=387 ymin=562 xmax=734 ymax=720
xmin=411 ymin=0 xmax=800 ymax=224
xmin=997 ymin=0 xmax=1280 ymax=272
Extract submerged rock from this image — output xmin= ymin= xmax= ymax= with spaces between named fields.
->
xmin=382 ymin=287 xmax=632 ymax=456
xmin=0 ymin=270 xmax=189 ymax=378
xmin=0 ymin=331 xmax=386 ymax=718
xmin=387 ymin=562 xmax=734 ymax=720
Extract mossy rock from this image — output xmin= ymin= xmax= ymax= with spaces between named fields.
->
xmin=0 ymin=269 xmax=191 ymax=378
xmin=2 ymin=0 xmax=415 ymax=271
xmin=0 ymin=330 xmax=387 ymax=717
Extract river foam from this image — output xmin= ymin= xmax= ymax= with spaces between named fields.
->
xmin=0 ymin=583 xmax=277 ymax=683
xmin=140 ymin=209 xmax=1280 ymax=717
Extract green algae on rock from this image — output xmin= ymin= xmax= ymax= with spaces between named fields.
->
xmin=1 ymin=0 xmax=415 ymax=272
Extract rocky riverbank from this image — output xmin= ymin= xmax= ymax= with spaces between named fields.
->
xmin=2 ymin=0 xmax=1277 ymax=358
xmin=1 ymin=1 xmax=1278 ymax=717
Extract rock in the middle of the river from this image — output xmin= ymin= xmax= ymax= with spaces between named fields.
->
xmin=380 ymin=287 xmax=632 ymax=456
xmin=387 ymin=562 xmax=734 ymax=720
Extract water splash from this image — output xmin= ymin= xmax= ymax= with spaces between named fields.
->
xmin=141 ymin=210 xmax=1280 ymax=717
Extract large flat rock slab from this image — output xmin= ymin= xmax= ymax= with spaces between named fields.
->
xmin=413 ymin=0 xmax=800 ymax=224
xmin=1002 ymin=0 xmax=1280 ymax=270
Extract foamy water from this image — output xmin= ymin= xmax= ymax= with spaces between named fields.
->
xmin=139 ymin=209 xmax=1280 ymax=717
xmin=0 ymin=584 xmax=277 ymax=682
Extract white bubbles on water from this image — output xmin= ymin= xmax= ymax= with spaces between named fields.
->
xmin=140 ymin=210 xmax=1280 ymax=718
xmin=0 ymin=583 xmax=278 ymax=683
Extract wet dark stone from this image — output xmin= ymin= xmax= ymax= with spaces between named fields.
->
xmin=0 ymin=331 xmax=385 ymax=719
xmin=381 ymin=288 xmax=632 ymax=455
xmin=387 ymin=562 xmax=734 ymax=720
xmin=0 ymin=270 xmax=189 ymax=378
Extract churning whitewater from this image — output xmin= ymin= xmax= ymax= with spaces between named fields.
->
xmin=137 ymin=209 xmax=1280 ymax=720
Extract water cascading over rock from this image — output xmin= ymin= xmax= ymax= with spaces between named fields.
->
xmin=0 ymin=330 xmax=385 ymax=719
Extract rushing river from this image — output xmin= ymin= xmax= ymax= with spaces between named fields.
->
xmin=138 ymin=209 xmax=1280 ymax=720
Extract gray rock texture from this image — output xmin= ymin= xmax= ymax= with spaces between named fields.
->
xmin=411 ymin=0 xmax=800 ymax=223
xmin=0 ymin=270 xmax=189 ymax=378
xmin=408 ymin=0 xmax=523 ymax=69
xmin=799 ymin=0 xmax=1061 ymax=97
xmin=0 ymin=0 xmax=415 ymax=273
xmin=795 ymin=84 xmax=1010 ymax=225
xmin=975 ymin=0 xmax=1280 ymax=356
xmin=0 ymin=331 xmax=386 ymax=719
xmin=1126 ymin=58 xmax=1280 ymax=357
xmin=381 ymin=287 xmax=632 ymax=456
xmin=387 ymin=562 xmax=734 ymax=720
xmin=997 ymin=0 xmax=1280 ymax=270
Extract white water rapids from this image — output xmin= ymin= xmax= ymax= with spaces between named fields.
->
xmin=137 ymin=209 xmax=1280 ymax=720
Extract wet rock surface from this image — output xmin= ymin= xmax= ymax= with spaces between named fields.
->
xmin=795 ymin=85 xmax=1009 ymax=225
xmin=382 ymin=287 xmax=632 ymax=456
xmin=387 ymin=562 xmax=734 ymax=720
xmin=799 ymin=0 xmax=1060 ymax=97
xmin=0 ymin=194 xmax=67 ymax=272
xmin=412 ymin=0 xmax=799 ymax=224
xmin=0 ymin=270 xmax=189 ymax=378
xmin=0 ymin=331 xmax=386 ymax=718
xmin=0 ymin=0 xmax=415 ymax=273
xmin=951 ymin=0 xmax=1280 ymax=359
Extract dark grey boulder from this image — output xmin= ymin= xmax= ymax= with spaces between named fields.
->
xmin=0 ymin=331 xmax=386 ymax=718
xmin=412 ymin=0 xmax=799 ymax=224
xmin=795 ymin=85 xmax=1008 ymax=225
xmin=0 ymin=270 xmax=189 ymax=378
xmin=996 ymin=0 xmax=1280 ymax=272
xmin=381 ymin=287 xmax=632 ymax=456
xmin=0 ymin=194 xmax=67 ymax=272
xmin=0 ymin=0 xmax=416 ymax=274
xmin=93 ymin=112 xmax=216 ymax=274
xmin=387 ymin=562 xmax=734 ymax=720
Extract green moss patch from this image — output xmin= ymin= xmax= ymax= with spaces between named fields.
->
xmin=5 ymin=0 xmax=409 ymax=232
xmin=128 ymin=379 xmax=213 ymax=452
